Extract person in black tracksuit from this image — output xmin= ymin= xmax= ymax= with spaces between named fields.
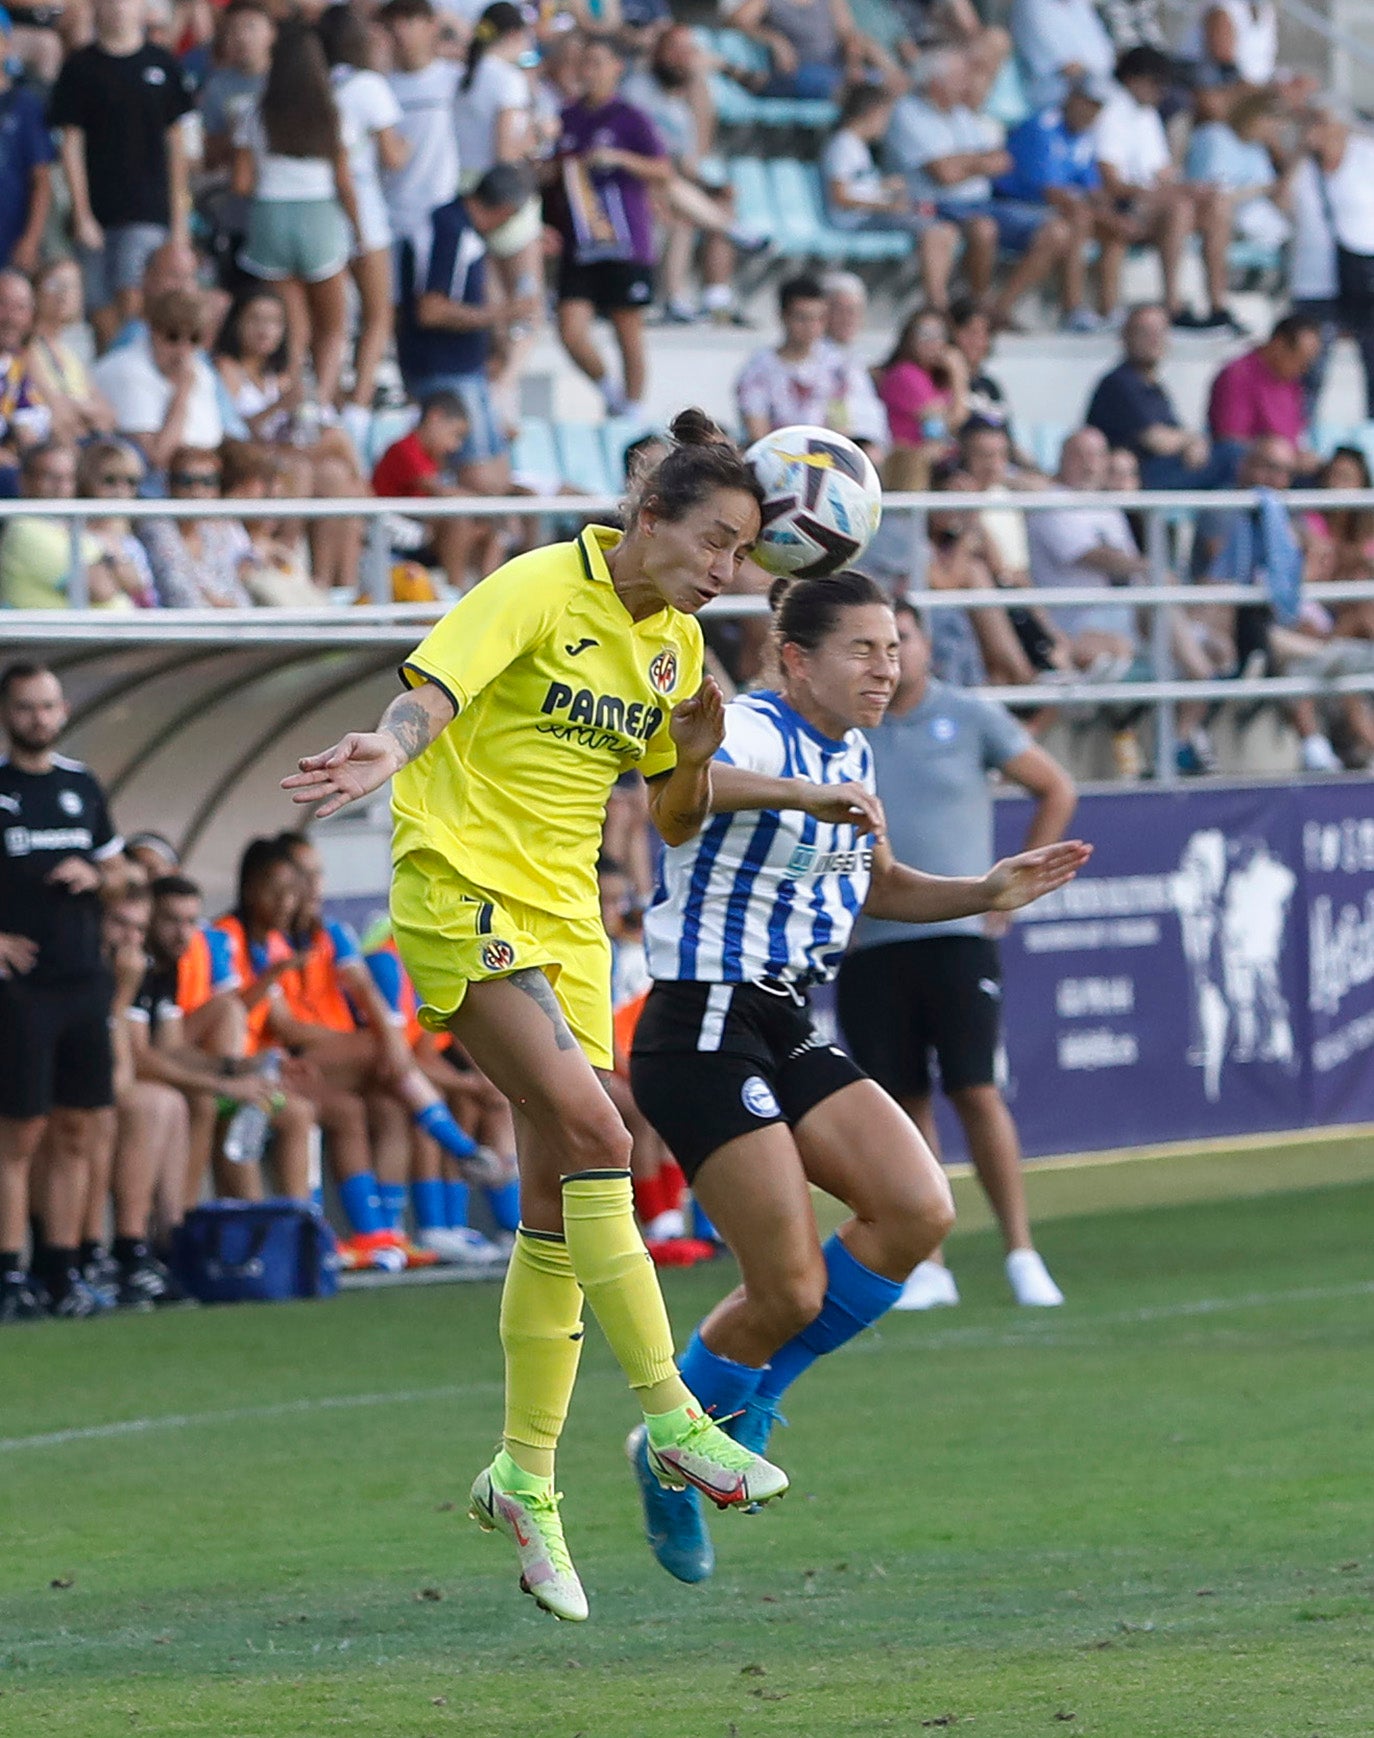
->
xmin=0 ymin=662 xmax=129 ymax=1319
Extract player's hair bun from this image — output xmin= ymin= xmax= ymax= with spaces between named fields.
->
xmin=668 ymin=407 xmax=730 ymax=449
xmin=767 ymin=574 xmax=793 ymax=613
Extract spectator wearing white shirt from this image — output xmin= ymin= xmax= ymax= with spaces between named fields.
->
xmin=1288 ymin=97 xmax=1374 ymax=419
xmin=93 ymin=287 xmax=224 ymax=477
xmin=1010 ymin=0 xmax=1115 ymax=110
xmin=886 ymin=49 xmax=1075 ymax=328
xmin=1094 ymin=47 xmax=1237 ymax=330
xmin=819 ymin=271 xmax=890 ymax=453
xmin=319 ymin=5 xmax=409 ymax=432
xmin=821 ymin=86 xmax=958 ymax=313
xmin=1028 ymin=425 xmax=1144 ymax=664
xmin=379 ymin=0 xmax=462 ymax=261
xmin=1180 ymin=0 xmax=1276 ymax=88
xmin=736 ymin=273 xmax=883 ymax=446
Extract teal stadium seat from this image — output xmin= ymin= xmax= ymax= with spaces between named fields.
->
xmin=366 ymin=405 xmax=418 ymax=470
xmin=985 ymin=59 xmax=1032 ymax=129
xmin=768 ymin=158 xmax=909 ymax=262
xmin=729 ymin=156 xmax=777 ymax=243
xmin=554 ymin=421 xmax=617 ymax=496
xmin=701 ymin=26 xmax=837 ymax=128
xmin=510 ymin=417 xmax=560 ymax=486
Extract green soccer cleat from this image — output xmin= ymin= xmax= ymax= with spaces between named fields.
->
xmin=469 ymin=1463 xmax=589 ymax=1622
xmin=645 ymin=1406 xmax=789 ymax=1511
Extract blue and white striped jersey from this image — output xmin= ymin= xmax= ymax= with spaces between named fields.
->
xmin=645 ymin=691 xmax=875 ymax=985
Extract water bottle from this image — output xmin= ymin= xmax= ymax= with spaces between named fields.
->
xmin=222 ymin=1051 xmax=280 ymax=1166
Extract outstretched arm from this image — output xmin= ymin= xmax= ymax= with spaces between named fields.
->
xmin=710 ymin=763 xmax=888 ymax=837
xmin=863 ymin=837 xmax=1092 ymax=923
xmin=646 ymin=677 xmax=726 ymax=847
xmin=281 ymin=680 xmax=457 ymax=820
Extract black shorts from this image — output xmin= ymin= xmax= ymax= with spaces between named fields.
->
xmin=0 ymin=975 xmax=115 ymax=1119
xmin=556 ymin=257 xmax=655 ymax=315
xmin=630 ymin=979 xmax=865 ymax=1180
xmin=836 ymin=936 xmax=1002 ymax=1101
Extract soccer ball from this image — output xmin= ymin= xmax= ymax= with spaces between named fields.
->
xmin=744 ymin=426 xmax=883 ymax=579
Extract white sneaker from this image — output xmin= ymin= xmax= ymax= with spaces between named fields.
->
xmin=1006 ymin=1248 xmax=1064 ymax=1307
xmin=1301 ymin=734 xmax=1342 ymax=772
xmin=892 ymin=1260 xmax=960 ymax=1311
xmin=644 ymin=1208 xmax=686 ymax=1241
xmin=417 ymin=1226 xmax=507 ymax=1268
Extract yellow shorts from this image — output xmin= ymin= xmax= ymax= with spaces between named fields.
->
xmin=390 ymin=848 xmax=614 ymax=1070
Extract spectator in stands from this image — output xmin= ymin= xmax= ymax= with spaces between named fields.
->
xmin=318 ymin=4 xmax=408 ymax=442
xmin=94 ymin=288 xmax=224 ymax=477
xmin=1288 ymin=96 xmax=1374 ymax=421
xmin=0 ymin=663 xmax=129 ymax=1321
xmin=372 ymin=389 xmax=487 ymax=590
xmin=822 ymin=87 xmax=960 ymax=312
xmin=139 ymin=445 xmax=259 ymax=608
xmin=28 ymin=261 xmax=117 ymax=448
xmin=232 ymin=21 xmax=360 ymax=412
xmin=1098 ymin=0 xmax=1168 ymax=52
xmin=731 ymin=0 xmax=900 ymax=100
xmin=836 ymin=601 xmax=1074 ymax=1311
xmin=198 ymin=0 xmax=276 ymax=289
xmin=960 ymin=418 xmax=1041 ymax=586
xmin=996 ymin=75 xmax=1119 ymax=330
xmin=889 ymin=0 xmax=1010 ymax=99
xmin=0 ymin=270 xmax=51 ymax=486
xmin=1207 ymin=312 xmax=1322 ymax=463
xmin=1086 ymin=302 xmax=1238 ymax=489
xmin=213 ymin=286 xmax=298 ymax=442
xmin=50 ymin=0 xmax=197 ymax=351
xmin=949 ymin=297 xmax=1015 ymax=435
xmin=1010 ymin=0 xmax=1116 ymax=110
xmin=106 ymin=238 xmax=230 ymax=357
xmin=876 ymin=305 xmax=969 ymax=453
xmin=1184 ymin=88 xmax=1292 ymax=257
xmin=76 ymin=440 xmax=159 ymax=609
xmin=1307 ymin=446 xmax=1374 ymax=585
xmin=1093 ymin=48 xmax=1238 ymax=331
xmin=737 ymin=272 xmax=887 ymax=446
xmin=820 ymin=272 xmax=891 ymax=451
xmin=380 ymin=0 xmax=462 ymax=260
xmin=1179 ymin=0 xmax=1277 ymax=89
xmin=0 ymin=11 xmax=53 ymax=275
xmin=886 ymin=49 xmax=1077 ymax=329
xmin=550 ymin=33 xmax=668 ymax=424
xmin=0 ymin=442 xmax=139 ymax=611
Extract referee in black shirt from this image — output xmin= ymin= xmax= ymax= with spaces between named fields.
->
xmin=0 ymin=662 xmax=129 ymax=1320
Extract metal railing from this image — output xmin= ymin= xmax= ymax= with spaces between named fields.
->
xmin=5 ymin=486 xmax=1374 ymax=785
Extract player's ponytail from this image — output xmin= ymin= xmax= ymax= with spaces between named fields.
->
xmin=772 ymin=569 xmax=889 ymax=653
xmin=624 ymin=407 xmax=764 ymax=528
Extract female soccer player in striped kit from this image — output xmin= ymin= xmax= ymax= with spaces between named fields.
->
xmin=627 ymin=571 xmax=1090 ymax=1583
xmin=283 ymin=411 xmax=788 ymax=1622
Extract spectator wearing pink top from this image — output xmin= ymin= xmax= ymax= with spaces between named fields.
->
xmin=1207 ymin=313 xmax=1322 ymax=470
xmin=876 ymin=307 xmax=969 ymax=450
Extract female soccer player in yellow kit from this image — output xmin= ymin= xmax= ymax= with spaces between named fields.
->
xmin=283 ymin=412 xmax=787 ymax=1621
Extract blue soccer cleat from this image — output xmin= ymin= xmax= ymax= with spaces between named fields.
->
xmin=625 ymin=1423 xmax=715 ymax=1584
xmin=728 ymin=1397 xmax=785 ymax=1458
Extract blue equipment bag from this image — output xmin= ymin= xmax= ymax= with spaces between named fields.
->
xmin=173 ymin=1199 xmax=339 ymax=1303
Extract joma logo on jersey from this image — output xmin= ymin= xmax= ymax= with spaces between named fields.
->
xmin=539 ymin=682 xmax=664 ymax=743
xmin=648 ymin=649 xmax=678 ymax=695
xmin=786 ymin=843 xmax=872 ymax=876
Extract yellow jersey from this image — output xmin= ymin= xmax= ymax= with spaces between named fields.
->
xmin=393 ymin=525 xmax=705 ymax=919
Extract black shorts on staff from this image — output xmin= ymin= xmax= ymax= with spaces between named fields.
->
xmin=630 ymin=979 xmax=866 ymax=1181
xmin=556 ymin=257 xmax=655 ymax=314
xmin=0 ymin=974 xmax=115 ymax=1120
xmin=836 ymin=935 xmax=1002 ymax=1101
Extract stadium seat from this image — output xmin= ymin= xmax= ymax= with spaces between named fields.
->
xmin=365 ymin=405 xmax=418 ymax=469
xmin=701 ymin=27 xmax=838 ymax=128
xmin=601 ymin=416 xmax=651 ymax=489
xmin=728 ymin=156 xmax=776 ymax=243
xmin=1029 ymin=423 xmax=1069 ymax=473
xmin=554 ymin=421 xmax=617 ymax=496
xmin=511 ymin=417 xmax=561 ymax=486
xmin=1311 ymin=423 xmax=1354 ymax=459
xmin=767 ymin=158 xmax=909 ymax=262
xmin=984 ymin=58 xmax=1032 ymax=128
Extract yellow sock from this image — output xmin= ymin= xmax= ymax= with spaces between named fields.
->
xmin=560 ymin=1169 xmax=690 ymax=1413
xmin=499 ymin=1227 xmax=585 ymax=1480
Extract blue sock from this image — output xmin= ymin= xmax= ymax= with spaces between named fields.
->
xmin=337 ymin=1172 xmax=383 ymax=1236
xmin=414 ymin=1100 xmax=477 ymax=1160
xmin=378 ymin=1181 xmax=407 ymax=1232
xmin=443 ymin=1178 xmax=470 ymax=1228
xmin=756 ymin=1235 xmax=902 ymax=1406
xmin=691 ymin=1197 xmax=720 ymax=1243
xmin=484 ymin=1179 xmax=520 ymax=1232
xmin=412 ymin=1178 xmax=446 ymax=1233
xmin=678 ymin=1327 xmax=765 ymax=1420
xmin=310 ymin=1185 xmax=325 ymax=1213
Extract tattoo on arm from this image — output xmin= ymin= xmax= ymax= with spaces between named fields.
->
xmin=380 ymin=695 xmax=438 ymax=767
xmin=509 ymin=967 xmax=579 ymax=1052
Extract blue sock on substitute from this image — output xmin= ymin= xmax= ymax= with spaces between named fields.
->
xmin=412 ymin=1178 xmax=446 ymax=1234
xmin=378 ymin=1181 xmax=407 ymax=1232
xmin=756 ymin=1234 xmax=902 ymax=1405
xmin=337 ymin=1172 xmax=384 ymax=1236
xmin=310 ymin=1185 xmax=325 ymax=1213
xmin=678 ymin=1327 xmax=766 ymax=1420
xmin=691 ymin=1197 xmax=720 ymax=1243
xmin=484 ymin=1179 xmax=520 ymax=1232
xmin=443 ymin=1178 xmax=470 ymax=1228
xmin=414 ymin=1101 xmax=477 ymax=1160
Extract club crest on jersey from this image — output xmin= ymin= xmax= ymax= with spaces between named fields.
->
xmin=648 ymin=649 xmax=678 ymax=695
xmin=480 ymin=939 xmax=516 ymax=973
xmin=741 ymin=1075 xmax=781 ymax=1118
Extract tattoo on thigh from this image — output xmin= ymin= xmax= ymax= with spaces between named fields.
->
xmin=510 ymin=968 xmax=579 ymax=1052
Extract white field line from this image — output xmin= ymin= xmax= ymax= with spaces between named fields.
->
xmin=3 ymin=1280 xmax=1372 ymax=1457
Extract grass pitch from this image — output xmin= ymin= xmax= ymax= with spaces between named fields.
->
xmin=2 ymin=1137 xmax=1372 ymax=1738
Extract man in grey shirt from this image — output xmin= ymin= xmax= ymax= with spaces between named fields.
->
xmin=836 ymin=600 xmax=1077 ymax=1309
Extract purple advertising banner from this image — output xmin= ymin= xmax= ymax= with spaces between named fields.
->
xmin=1299 ymin=786 xmax=1374 ymax=1128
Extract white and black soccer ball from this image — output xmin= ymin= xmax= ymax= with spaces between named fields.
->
xmin=744 ymin=426 xmax=883 ymax=578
